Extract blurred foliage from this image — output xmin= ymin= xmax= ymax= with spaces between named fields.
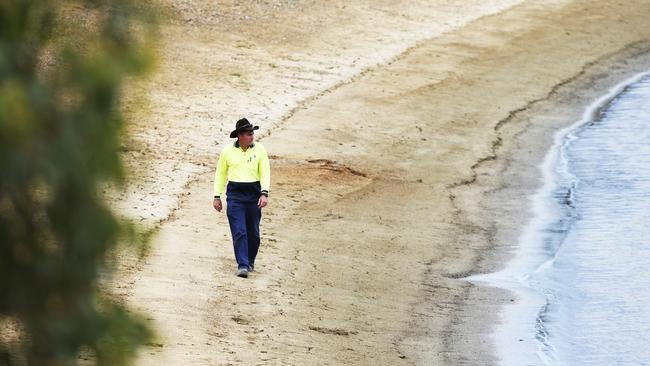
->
xmin=0 ymin=0 xmax=158 ymax=365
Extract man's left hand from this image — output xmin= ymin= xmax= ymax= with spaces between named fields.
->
xmin=258 ymin=195 xmax=268 ymax=208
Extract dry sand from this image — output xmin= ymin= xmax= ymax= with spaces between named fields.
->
xmin=106 ymin=0 xmax=650 ymax=365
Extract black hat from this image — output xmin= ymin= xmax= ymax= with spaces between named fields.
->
xmin=230 ymin=118 xmax=259 ymax=138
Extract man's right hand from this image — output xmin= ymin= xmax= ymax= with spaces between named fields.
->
xmin=213 ymin=198 xmax=222 ymax=212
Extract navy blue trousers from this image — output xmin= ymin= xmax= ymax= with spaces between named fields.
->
xmin=226 ymin=199 xmax=261 ymax=269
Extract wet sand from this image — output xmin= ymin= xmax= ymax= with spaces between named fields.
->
xmin=445 ymin=37 xmax=650 ymax=366
xmin=110 ymin=1 xmax=650 ymax=364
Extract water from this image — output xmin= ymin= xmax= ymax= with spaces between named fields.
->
xmin=469 ymin=71 xmax=650 ymax=365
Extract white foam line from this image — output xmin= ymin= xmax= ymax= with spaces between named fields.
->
xmin=465 ymin=70 xmax=650 ymax=366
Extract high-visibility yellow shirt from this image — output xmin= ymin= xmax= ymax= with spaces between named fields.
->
xmin=213 ymin=141 xmax=270 ymax=198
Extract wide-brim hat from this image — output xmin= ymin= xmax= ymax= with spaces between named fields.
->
xmin=230 ymin=118 xmax=259 ymax=138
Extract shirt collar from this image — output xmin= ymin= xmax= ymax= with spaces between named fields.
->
xmin=234 ymin=140 xmax=255 ymax=149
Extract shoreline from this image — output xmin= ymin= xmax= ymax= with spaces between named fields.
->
xmin=450 ymin=46 xmax=650 ymax=365
xmin=114 ymin=1 xmax=650 ymax=365
xmin=479 ymin=69 xmax=650 ymax=366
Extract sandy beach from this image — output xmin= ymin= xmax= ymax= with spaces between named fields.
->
xmin=107 ymin=1 xmax=650 ymax=364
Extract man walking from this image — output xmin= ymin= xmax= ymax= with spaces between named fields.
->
xmin=213 ymin=118 xmax=270 ymax=278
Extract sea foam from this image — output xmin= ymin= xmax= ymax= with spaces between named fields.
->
xmin=467 ymin=71 xmax=650 ymax=365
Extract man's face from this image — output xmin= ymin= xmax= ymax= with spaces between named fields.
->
xmin=238 ymin=131 xmax=254 ymax=147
